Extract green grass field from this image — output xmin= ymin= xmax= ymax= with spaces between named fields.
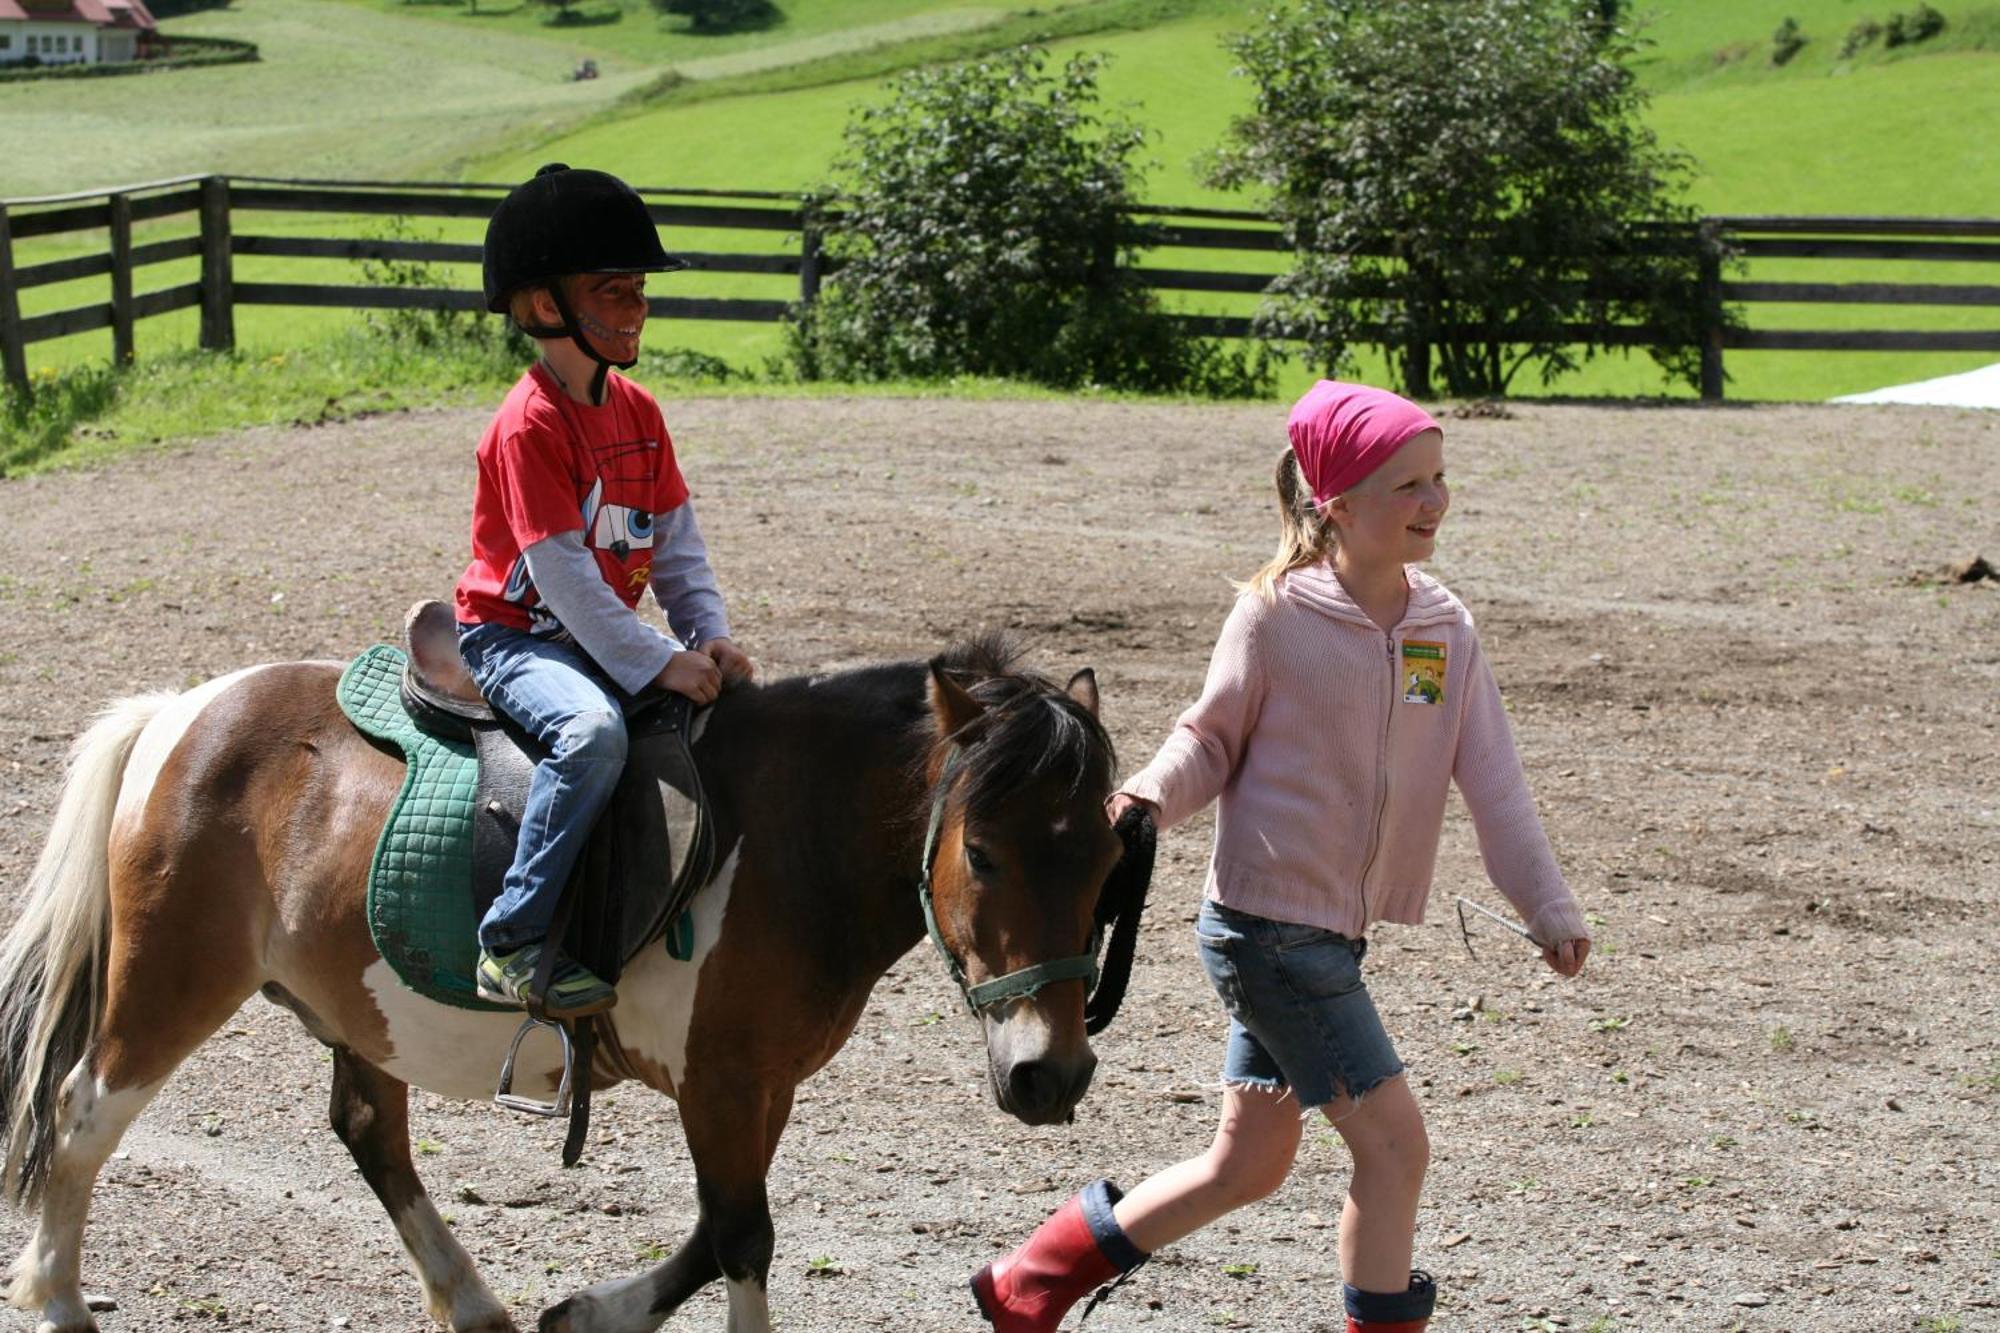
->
xmin=318 ymin=0 xmax=1021 ymax=70
xmin=476 ymin=0 xmax=2000 ymax=401
xmin=4 ymin=0 xmax=1998 ymax=433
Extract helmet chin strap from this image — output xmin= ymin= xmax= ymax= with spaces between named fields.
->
xmin=526 ymin=282 xmax=638 ymax=405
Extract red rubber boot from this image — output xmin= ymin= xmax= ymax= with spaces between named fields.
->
xmin=970 ymin=1180 xmax=1147 ymax=1332
xmin=1344 ymin=1270 xmax=1436 ymax=1332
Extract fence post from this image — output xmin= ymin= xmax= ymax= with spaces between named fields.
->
xmin=798 ymin=216 xmax=823 ymax=307
xmin=109 ymin=192 xmax=135 ymax=365
xmin=1402 ymin=341 xmax=1432 ymax=402
xmin=1697 ymin=218 xmax=1725 ymax=402
xmin=199 ymin=175 xmax=235 ymax=352
xmin=0 ymin=204 xmax=28 ymax=403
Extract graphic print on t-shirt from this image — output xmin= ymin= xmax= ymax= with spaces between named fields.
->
xmin=579 ymin=438 xmax=661 ymax=560
xmin=505 ymin=433 xmax=664 ymax=635
xmin=457 ymin=369 xmax=691 ymax=636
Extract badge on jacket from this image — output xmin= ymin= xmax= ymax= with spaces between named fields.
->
xmin=1401 ymin=640 xmax=1445 ymax=705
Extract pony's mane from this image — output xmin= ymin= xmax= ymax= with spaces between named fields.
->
xmin=931 ymin=632 xmax=1117 ymax=813
xmin=932 ymin=630 xmax=1026 ymax=683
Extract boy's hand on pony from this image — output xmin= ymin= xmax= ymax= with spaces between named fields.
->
xmin=1542 ymin=937 xmax=1590 ymax=978
xmin=702 ymin=637 xmax=756 ymax=686
xmin=657 ymin=650 xmax=723 ymax=705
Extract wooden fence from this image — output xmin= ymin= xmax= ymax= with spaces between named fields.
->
xmin=4 ymin=174 xmax=1999 ymax=403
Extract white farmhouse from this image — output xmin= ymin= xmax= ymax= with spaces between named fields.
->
xmin=0 ymin=0 xmax=159 ymax=67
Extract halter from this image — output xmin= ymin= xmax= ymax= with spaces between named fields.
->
xmin=918 ymin=744 xmax=1104 ymax=1015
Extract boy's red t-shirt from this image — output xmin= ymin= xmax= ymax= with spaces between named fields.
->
xmin=455 ymin=364 xmax=690 ymax=635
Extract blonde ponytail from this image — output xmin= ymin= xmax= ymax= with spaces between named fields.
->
xmin=1239 ymin=447 xmax=1338 ymax=601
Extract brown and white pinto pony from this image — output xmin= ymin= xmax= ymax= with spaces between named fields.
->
xmin=0 ymin=637 xmax=1122 ymax=1333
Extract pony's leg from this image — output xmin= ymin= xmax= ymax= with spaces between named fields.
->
xmin=7 ymin=1063 xmax=166 ymax=1333
xmin=534 ymin=1219 xmax=719 ymax=1333
xmin=533 ymin=1086 xmax=791 ymax=1333
xmin=327 ymin=1047 xmax=515 ymax=1333
xmin=688 ymin=1084 xmax=791 ymax=1333
xmin=10 ymin=921 xmax=261 ymax=1332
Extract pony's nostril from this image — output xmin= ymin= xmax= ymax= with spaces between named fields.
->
xmin=1008 ymin=1060 xmax=1061 ymax=1113
xmin=1005 ymin=1053 xmax=1096 ymax=1120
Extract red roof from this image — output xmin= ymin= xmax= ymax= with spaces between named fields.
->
xmin=101 ymin=0 xmax=156 ymax=28
xmin=0 ymin=0 xmax=155 ymax=27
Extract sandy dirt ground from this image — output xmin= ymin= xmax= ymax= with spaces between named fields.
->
xmin=0 ymin=395 xmax=1994 ymax=1333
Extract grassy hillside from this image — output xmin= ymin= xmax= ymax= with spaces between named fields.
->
xmin=0 ymin=0 xmax=636 ymax=192
xmin=315 ymin=0 xmax=1019 ymax=70
xmin=0 ymin=0 xmax=1172 ymax=194
xmin=5 ymin=0 xmax=1997 ymax=409
xmin=478 ymin=0 xmax=2000 ymax=399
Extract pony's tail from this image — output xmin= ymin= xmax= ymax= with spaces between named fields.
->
xmin=0 ymin=693 xmax=172 ymax=1208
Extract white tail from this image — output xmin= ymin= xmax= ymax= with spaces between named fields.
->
xmin=0 ymin=693 xmax=174 ymax=1205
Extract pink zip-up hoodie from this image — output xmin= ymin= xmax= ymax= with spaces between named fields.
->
xmin=1118 ymin=560 xmax=1588 ymax=946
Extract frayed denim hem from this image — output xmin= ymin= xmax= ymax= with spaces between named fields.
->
xmin=1213 ymin=1065 xmax=1406 ymax=1122
xmin=1322 ymin=1067 xmax=1405 ymax=1125
xmin=1214 ymin=1076 xmax=1321 ymax=1122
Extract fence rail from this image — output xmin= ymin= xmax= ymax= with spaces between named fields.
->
xmin=4 ymin=176 xmax=1999 ymax=402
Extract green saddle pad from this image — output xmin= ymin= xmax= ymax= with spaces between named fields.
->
xmin=338 ymin=645 xmax=509 ymax=1012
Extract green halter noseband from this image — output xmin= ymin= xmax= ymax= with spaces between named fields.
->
xmin=918 ymin=744 xmax=1104 ymax=1014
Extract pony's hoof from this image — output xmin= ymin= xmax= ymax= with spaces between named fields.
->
xmin=35 ymin=1317 xmax=98 ymax=1333
xmin=456 ymin=1316 xmax=518 ymax=1333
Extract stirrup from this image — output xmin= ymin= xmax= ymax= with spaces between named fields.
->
xmin=494 ymin=1014 xmax=574 ymax=1118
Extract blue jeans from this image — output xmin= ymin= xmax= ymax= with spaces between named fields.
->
xmin=1194 ymin=900 xmax=1405 ymax=1112
xmin=458 ymin=622 xmax=630 ymax=952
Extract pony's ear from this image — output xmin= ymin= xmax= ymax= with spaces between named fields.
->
xmin=928 ymin=659 xmax=987 ymax=741
xmin=1065 ymin=667 xmax=1100 ymax=717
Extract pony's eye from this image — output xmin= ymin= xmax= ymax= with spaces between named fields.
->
xmin=965 ymin=844 xmax=996 ymax=875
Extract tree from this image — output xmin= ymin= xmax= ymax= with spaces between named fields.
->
xmin=1208 ymin=0 xmax=1725 ymax=397
xmin=652 ymin=0 xmax=780 ymax=34
xmin=788 ymin=46 xmax=1269 ymax=396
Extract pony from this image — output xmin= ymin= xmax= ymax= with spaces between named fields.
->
xmin=0 ymin=634 xmax=1133 ymax=1333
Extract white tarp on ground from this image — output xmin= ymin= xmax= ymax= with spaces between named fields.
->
xmin=1832 ymin=361 xmax=2000 ymax=408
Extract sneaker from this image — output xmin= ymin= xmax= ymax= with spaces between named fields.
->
xmin=476 ymin=943 xmax=617 ymax=1018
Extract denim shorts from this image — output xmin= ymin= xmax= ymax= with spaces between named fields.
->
xmin=1194 ymin=900 xmax=1404 ymax=1113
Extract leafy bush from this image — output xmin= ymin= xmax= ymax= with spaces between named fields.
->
xmin=651 ymin=0 xmax=782 ymax=33
xmin=0 ymin=35 xmax=256 ymax=81
xmin=644 ymin=347 xmax=743 ymax=382
xmin=1840 ymin=18 xmax=1884 ymax=58
xmin=1771 ymin=17 xmax=1807 ymax=64
xmin=787 ymin=46 xmax=1271 ymax=397
xmin=1207 ymin=0 xmax=1727 ymax=398
xmin=1583 ymin=0 xmax=1622 ymax=30
xmin=1884 ymin=3 xmax=1946 ymax=46
xmin=354 ymin=218 xmax=526 ymax=369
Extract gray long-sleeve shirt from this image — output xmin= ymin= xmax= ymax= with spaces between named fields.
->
xmin=521 ymin=499 xmax=732 ymax=695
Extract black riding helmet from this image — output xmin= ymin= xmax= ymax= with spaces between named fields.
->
xmin=483 ymin=163 xmax=689 ymax=400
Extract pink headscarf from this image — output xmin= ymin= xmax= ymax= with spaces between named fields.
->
xmin=1286 ymin=380 xmax=1440 ymax=507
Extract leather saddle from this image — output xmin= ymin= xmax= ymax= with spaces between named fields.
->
xmin=396 ymin=600 xmax=716 ymax=984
